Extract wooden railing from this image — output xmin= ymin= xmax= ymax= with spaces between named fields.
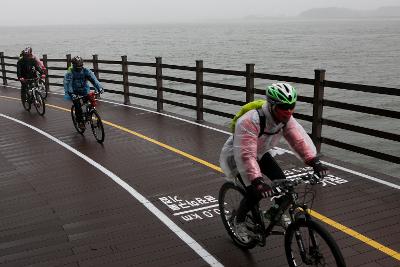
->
xmin=1 ymin=52 xmax=399 ymax=164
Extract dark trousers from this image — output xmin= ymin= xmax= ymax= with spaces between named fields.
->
xmin=20 ymin=82 xmax=28 ymax=102
xmin=72 ymin=96 xmax=87 ymax=123
xmin=236 ymin=152 xmax=286 ymax=222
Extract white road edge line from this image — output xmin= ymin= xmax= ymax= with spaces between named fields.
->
xmin=0 ymin=113 xmax=224 ymax=267
xmin=2 ymin=88 xmax=399 ymax=189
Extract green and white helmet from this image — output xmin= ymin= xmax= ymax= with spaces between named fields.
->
xmin=266 ymin=83 xmax=297 ymax=106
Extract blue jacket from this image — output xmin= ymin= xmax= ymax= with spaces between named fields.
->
xmin=63 ymin=67 xmax=102 ymax=99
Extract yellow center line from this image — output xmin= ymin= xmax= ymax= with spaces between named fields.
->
xmin=104 ymin=120 xmax=223 ymax=173
xmin=1 ymin=94 xmax=399 ymax=261
xmin=309 ymin=210 xmax=400 ymax=261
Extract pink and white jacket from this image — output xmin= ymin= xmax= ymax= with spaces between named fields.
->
xmin=219 ymin=103 xmax=316 ymax=186
xmin=33 ymin=55 xmax=46 ymax=72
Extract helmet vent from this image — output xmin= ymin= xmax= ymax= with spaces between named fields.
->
xmin=283 ymin=83 xmax=290 ymax=93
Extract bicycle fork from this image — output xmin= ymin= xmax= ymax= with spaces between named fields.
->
xmin=291 ymin=210 xmax=317 ymax=265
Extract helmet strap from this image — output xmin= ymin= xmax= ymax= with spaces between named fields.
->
xmin=270 ymin=105 xmax=279 ymax=124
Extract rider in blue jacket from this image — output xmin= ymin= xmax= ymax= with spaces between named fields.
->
xmin=63 ymin=56 xmax=103 ymax=128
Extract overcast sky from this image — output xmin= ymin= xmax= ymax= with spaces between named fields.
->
xmin=1 ymin=0 xmax=399 ymax=26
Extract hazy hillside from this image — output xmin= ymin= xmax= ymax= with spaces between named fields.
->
xmin=299 ymin=6 xmax=400 ymax=18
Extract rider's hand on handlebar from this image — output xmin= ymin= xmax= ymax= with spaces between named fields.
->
xmin=19 ymin=77 xmax=26 ymax=83
xmin=251 ymin=177 xmax=273 ymax=198
xmin=41 ymin=74 xmax=46 ymax=79
xmin=99 ymin=88 xmax=104 ymax=94
xmin=69 ymin=93 xmax=78 ymax=101
xmin=309 ymin=158 xmax=329 ymax=179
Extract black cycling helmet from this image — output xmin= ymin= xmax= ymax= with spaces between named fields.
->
xmin=22 ymin=47 xmax=33 ymax=57
xmin=71 ymin=56 xmax=84 ymax=69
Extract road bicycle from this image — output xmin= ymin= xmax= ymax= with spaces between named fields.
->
xmin=21 ymin=77 xmax=46 ymax=115
xmin=70 ymin=91 xmax=105 ymax=143
xmin=219 ymin=172 xmax=346 ymax=267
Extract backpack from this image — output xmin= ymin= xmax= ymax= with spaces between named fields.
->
xmin=230 ymin=99 xmax=266 ymax=137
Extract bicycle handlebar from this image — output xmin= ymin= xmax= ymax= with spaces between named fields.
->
xmin=25 ymin=78 xmax=41 ymax=81
xmin=70 ymin=90 xmax=102 ymax=100
xmin=271 ymin=172 xmax=322 ymax=196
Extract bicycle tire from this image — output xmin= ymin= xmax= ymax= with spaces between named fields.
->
xmin=285 ymin=219 xmax=346 ymax=267
xmin=89 ymin=109 xmax=105 ymax=143
xmin=71 ymin=105 xmax=85 ymax=134
xmin=38 ymin=80 xmax=47 ymax=99
xmin=33 ymin=90 xmax=45 ymax=115
xmin=219 ymin=182 xmax=258 ymax=249
xmin=21 ymin=90 xmax=31 ymax=111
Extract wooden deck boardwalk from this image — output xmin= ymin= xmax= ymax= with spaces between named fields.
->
xmin=0 ymin=85 xmax=399 ymax=267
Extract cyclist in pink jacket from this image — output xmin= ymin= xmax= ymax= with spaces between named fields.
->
xmin=219 ymin=83 xmax=328 ymax=242
xmin=18 ymin=47 xmax=46 ymax=73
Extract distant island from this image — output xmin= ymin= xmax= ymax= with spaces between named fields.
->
xmin=299 ymin=6 xmax=400 ymax=18
xmin=242 ymin=6 xmax=400 ymax=21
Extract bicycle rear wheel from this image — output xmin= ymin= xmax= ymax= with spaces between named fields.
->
xmin=33 ymin=90 xmax=45 ymax=115
xmin=285 ymin=219 xmax=346 ymax=267
xmin=218 ymin=182 xmax=259 ymax=249
xmin=71 ymin=105 xmax=85 ymax=134
xmin=89 ymin=109 xmax=105 ymax=143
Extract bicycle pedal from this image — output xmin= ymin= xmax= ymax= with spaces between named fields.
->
xmin=270 ymin=230 xmax=285 ymax=236
xmin=257 ymin=239 xmax=266 ymax=247
xmin=248 ymin=232 xmax=265 ymax=246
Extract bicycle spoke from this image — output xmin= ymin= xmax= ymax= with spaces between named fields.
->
xmin=219 ymin=182 xmax=259 ymax=249
xmin=33 ymin=90 xmax=45 ymax=115
xmin=285 ymin=221 xmax=345 ymax=267
xmin=90 ymin=110 xmax=104 ymax=143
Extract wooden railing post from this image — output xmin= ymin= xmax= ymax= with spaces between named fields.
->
xmin=42 ymin=54 xmax=49 ymax=93
xmin=121 ymin=55 xmax=130 ymax=105
xmin=311 ymin=69 xmax=326 ymax=153
xmin=66 ymin=54 xmax=71 ymax=69
xmin=0 ymin=52 xmax=7 ymax=85
xmin=246 ymin=63 xmax=255 ymax=103
xmin=92 ymin=54 xmax=99 ymax=79
xmin=196 ymin=60 xmax=204 ymax=122
xmin=156 ymin=57 xmax=163 ymax=112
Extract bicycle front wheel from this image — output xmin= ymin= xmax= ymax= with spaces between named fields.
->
xmin=285 ymin=219 xmax=346 ymax=267
xmin=33 ymin=90 xmax=45 ymax=115
xmin=21 ymin=90 xmax=31 ymax=111
xmin=218 ymin=182 xmax=258 ymax=249
xmin=89 ymin=109 xmax=104 ymax=143
xmin=71 ymin=105 xmax=85 ymax=134
xmin=38 ymin=80 xmax=47 ymax=99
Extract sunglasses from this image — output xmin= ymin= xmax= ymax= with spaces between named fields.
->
xmin=276 ymin=102 xmax=296 ymax=110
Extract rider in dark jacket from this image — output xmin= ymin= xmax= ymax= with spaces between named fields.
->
xmin=17 ymin=47 xmax=45 ymax=103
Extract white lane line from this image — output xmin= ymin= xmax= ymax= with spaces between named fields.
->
xmin=322 ymin=162 xmax=400 ymax=190
xmin=2 ymin=89 xmax=399 ymax=189
xmin=100 ymin=98 xmax=231 ymax=135
xmin=98 ymin=98 xmax=400 ymax=189
xmin=0 ymin=113 xmax=223 ymax=267
xmin=173 ymin=204 xmax=220 ymax=216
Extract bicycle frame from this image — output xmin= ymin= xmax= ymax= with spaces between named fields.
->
xmin=220 ymin=174 xmax=346 ymax=266
xmin=237 ymin=174 xmax=317 ymax=246
xmin=25 ymin=79 xmax=40 ymax=102
xmin=74 ymin=92 xmax=98 ymax=121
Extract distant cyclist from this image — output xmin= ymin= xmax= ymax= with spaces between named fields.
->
xmin=219 ymin=83 xmax=328 ymax=242
xmin=18 ymin=48 xmax=46 ymax=73
xmin=17 ymin=47 xmax=46 ymax=103
xmin=63 ymin=56 xmax=103 ymax=129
